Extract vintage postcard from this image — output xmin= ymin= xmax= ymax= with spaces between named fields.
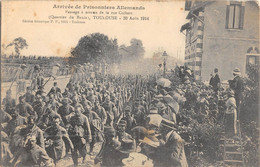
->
xmin=1 ymin=0 xmax=259 ymax=167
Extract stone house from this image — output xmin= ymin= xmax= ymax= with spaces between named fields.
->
xmin=180 ymin=0 xmax=259 ymax=81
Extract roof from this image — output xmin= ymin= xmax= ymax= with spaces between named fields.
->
xmin=180 ymin=23 xmax=191 ymax=32
xmin=186 ymin=1 xmax=214 ymax=19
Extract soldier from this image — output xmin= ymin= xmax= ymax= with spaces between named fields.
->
xmin=1 ymin=131 xmax=13 ymax=166
xmin=46 ymin=94 xmax=61 ymax=112
xmin=19 ymin=116 xmax=45 ymax=149
xmin=48 ymin=82 xmax=61 ymax=98
xmin=12 ymin=136 xmax=54 ymax=167
xmin=0 ymin=108 xmax=12 ymax=125
xmin=38 ymin=107 xmax=62 ymax=130
xmin=57 ymin=98 xmax=74 ymax=126
xmin=16 ymin=95 xmax=37 ymax=118
xmin=32 ymin=94 xmax=45 ymax=122
xmin=133 ymin=100 xmax=146 ymax=126
xmin=5 ymin=109 xmax=27 ymax=137
xmin=139 ymin=95 xmax=149 ymax=114
xmin=68 ymin=105 xmax=92 ymax=166
xmin=116 ymin=120 xmax=136 ymax=145
xmin=102 ymin=96 xmax=115 ymax=126
xmin=2 ymin=89 xmax=16 ymax=114
xmin=121 ymin=106 xmax=137 ymax=134
xmin=95 ymin=126 xmax=121 ymax=167
xmin=82 ymin=104 xmax=101 ymax=155
xmin=44 ymin=116 xmax=74 ymax=164
xmin=71 ymin=96 xmax=83 ymax=109
xmin=81 ymin=94 xmax=92 ymax=108
xmin=63 ymin=88 xmax=72 ymax=98
xmin=24 ymin=87 xmax=35 ymax=104
xmin=93 ymin=100 xmax=107 ymax=128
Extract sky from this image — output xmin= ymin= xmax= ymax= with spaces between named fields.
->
xmin=1 ymin=0 xmax=188 ymax=59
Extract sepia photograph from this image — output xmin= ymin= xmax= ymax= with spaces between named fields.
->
xmin=0 ymin=0 xmax=259 ymax=166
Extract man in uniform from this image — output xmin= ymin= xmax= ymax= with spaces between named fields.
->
xmin=2 ymin=89 xmax=16 ymax=114
xmin=57 ymin=98 xmax=74 ymax=126
xmin=16 ymin=96 xmax=37 ymax=119
xmin=95 ymin=126 xmax=121 ymax=167
xmin=133 ymin=99 xmax=145 ymax=126
xmin=121 ymin=106 xmax=136 ymax=134
xmin=44 ymin=116 xmax=74 ymax=164
xmin=38 ymin=107 xmax=63 ymax=130
xmin=19 ymin=116 xmax=45 ymax=149
xmin=48 ymin=82 xmax=61 ymax=99
xmin=116 ymin=120 xmax=135 ymax=144
xmin=32 ymin=94 xmax=45 ymax=122
xmin=102 ymin=96 xmax=115 ymax=126
xmin=68 ymin=106 xmax=92 ymax=166
xmin=5 ymin=109 xmax=27 ymax=137
xmin=24 ymin=87 xmax=35 ymax=104
xmin=12 ymin=136 xmax=54 ymax=167
xmin=93 ymin=101 xmax=107 ymax=128
xmin=82 ymin=104 xmax=101 ymax=155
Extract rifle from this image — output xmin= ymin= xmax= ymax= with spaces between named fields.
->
xmin=42 ymin=75 xmax=56 ymax=88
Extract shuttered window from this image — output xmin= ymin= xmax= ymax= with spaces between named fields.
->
xmin=225 ymin=3 xmax=245 ymax=29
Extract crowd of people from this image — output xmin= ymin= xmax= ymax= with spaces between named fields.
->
xmin=0 ymin=61 xmax=244 ymax=167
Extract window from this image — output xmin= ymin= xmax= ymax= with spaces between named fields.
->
xmin=226 ymin=3 xmax=245 ymax=29
xmin=246 ymin=55 xmax=259 ymax=71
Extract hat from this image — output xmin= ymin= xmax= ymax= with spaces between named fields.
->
xmin=160 ymin=89 xmax=168 ymax=96
xmin=151 ymin=99 xmax=160 ymax=105
xmin=155 ymin=94 xmax=164 ymax=99
xmin=55 ymin=63 xmax=60 ymax=67
xmin=118 ymin=120 xmax=127 ymax=126
xmin=19 ymin=95 xmax=25 ymax=100
xmin=122 ymin=152 xmax=153 ymax=166
xmin=184 ymin=80 xmax=191 ymax=84
xmin=104 ymin=126 xmax=115 ymax=136
xmin=200 ymin=91 xmax=207 ymax=97
xmin=125 ymin=106 xmax=131 ymax=111
xmin=156 ymin=102 xmax=166 ymax=111
xmin=34 ymin=64 xmax=40 ymax=70
xmin=117 ymin=138 xmax=136 ymax=154
xmin=147 ymin=114 xmax=163 ymax=128
xmin=233 ymin=68 xmax=241 ymax=75
xmin=35 ymin=94 xmax=42 ymax=99
xmin=149 ymin=107 xmax=158 ymax=114
xmin=134 ymin=100 xmax=140 ymax=105
xmin=62 ymin=98 xmax=71 ymax=104
xmin=140 ymin=137 xmax=160 ymax=148
xmin=227 ymin=89 xmax=235 ymax=97
xmin=131 ymin=126 xmax=158 ymax=142
xmin=21 ymin=64 xmax=27 ymax=69
xmin=191 ymin=82 xmax=197 ymax=86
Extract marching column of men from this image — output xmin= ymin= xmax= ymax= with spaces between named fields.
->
xmin=1 ymin=63 xmax=190 ymax=167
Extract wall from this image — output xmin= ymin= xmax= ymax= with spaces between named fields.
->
xmin=185 ymin=9 xmax=204 ymax=81
xmin=202 ymin=1 xmax=259 ymax=81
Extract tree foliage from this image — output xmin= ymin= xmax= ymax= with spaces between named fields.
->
xmin=240 ymin=64 xmax=259 ymax=167
xmin=6 ymin=37 xmax=28 ymax=56
xmin=119 ymin=38 xmax=145 ymax=61
xmin=70 ymin=33 xmax=120 ymax=64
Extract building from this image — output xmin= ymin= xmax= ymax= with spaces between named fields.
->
xmin=180 ymin=0 xmax=259 ymax=81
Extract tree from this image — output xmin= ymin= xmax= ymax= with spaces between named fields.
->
xmin=128 ymin=38 xmax=145 ymax=59
xmin=119 ymin=38 xmax=145 ymax=61
xmin=5 ymin=37 xmax=28 ymax=56
xmin=70 ymin=33 xmax=120 ymax=64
